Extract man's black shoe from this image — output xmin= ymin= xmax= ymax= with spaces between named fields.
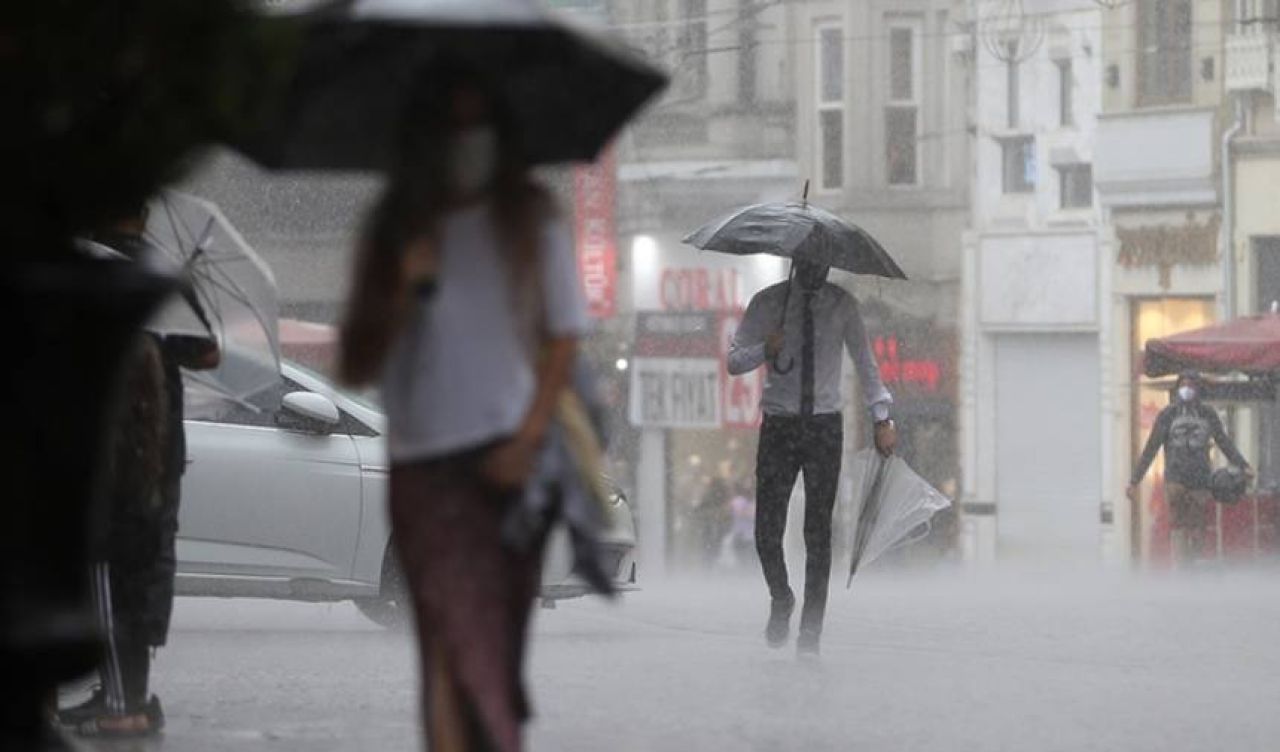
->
xmin=765 ymin=595 xmax=795 ymax=648
xmin=797 ymin=631 xmax=821 ymax=658
xmin=145 ymin=695 xmax=165 ymax=733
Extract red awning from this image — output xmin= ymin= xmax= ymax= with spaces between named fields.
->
xmin=1143 ymin=313 xmax=1280 ymax=377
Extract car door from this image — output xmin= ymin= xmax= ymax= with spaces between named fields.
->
xmin=177 ymin=378 xmax=363 ymax=582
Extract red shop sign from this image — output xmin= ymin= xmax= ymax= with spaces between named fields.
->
xmin=573 ymin=146 xmax=617 ymax=319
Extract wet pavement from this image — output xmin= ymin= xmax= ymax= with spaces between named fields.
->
xmin=67 ymin=566 xmax=1280 ymax=751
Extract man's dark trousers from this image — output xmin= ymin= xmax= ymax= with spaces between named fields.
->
xmin=754 ymin=412 xmax=842 ymax=639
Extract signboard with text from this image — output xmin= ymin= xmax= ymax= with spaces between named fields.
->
xmin=628 ymin=358 xmax=721 ymax=429
xmin=573 ymin=146 xmax=617 ymax=319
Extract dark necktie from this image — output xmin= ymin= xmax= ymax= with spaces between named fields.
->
xmin=800 ymin=290 xmax=815 ymax=416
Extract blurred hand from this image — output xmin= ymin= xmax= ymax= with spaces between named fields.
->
xmin=401 ymin=238 xmax=438 ymax=290
xmin=1242 ymin=466 xmax=1256 ymax=483
xmin=1125 ymin=484 xmax=1138 ymax=503
xmin=483 ymin=435 xmax=539 ymax=490
xmin=765 ymin=330 xmax=785 ymax=359
xmin=874 ymin=420 xmax=897 ymax=457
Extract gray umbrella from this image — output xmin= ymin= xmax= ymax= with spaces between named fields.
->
xmin=682 ymin=191 xmax=907 ymax=280
xmin=684 ymin=186 xmax=905 ymax=372
xmin=236 ymin=0 xmax=667 ymax=169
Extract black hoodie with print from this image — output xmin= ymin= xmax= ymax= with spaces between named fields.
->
xmin=1131 ymin=398 xmax=1249 ymax=489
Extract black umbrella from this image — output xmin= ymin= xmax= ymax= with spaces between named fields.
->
xmin=682 ymin=184 xmax=907 ymax=279
xmin=236 ymin=0 xmax=667 ymax=169
xmin=683 ymin=183 xmax=905 ymax=372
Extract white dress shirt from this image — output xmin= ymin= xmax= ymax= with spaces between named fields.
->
xmin=727 ymin=280 xmax=891 ymax=420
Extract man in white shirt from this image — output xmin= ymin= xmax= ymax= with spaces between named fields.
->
xmin=728 ymin=260 xmax=895 ymax=656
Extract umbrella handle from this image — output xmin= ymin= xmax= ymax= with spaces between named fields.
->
xmin=772 ymin=355 xmax=795 ymax=374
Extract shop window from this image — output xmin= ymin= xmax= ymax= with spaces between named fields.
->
xmin=1137 ymin=0 xmax=1192 ymax=106
xmin=1057 ymin=163 xmax=1092 ymax=209
xmin=1000 ymin=136 xmax=1035 ymax=194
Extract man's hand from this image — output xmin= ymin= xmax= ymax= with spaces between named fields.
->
xmin=1125 ymin=484 xmax=1138 ymax=502
xmin=482 ymin=434 xmax=540 ymax=490
xmin=874 ymin=420 xmax=897 ymax=457
xmin=765 ymin=330 xmax=785 ymax=359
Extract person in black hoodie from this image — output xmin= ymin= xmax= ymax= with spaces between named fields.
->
xmin=61 ymin=206 xmax=219 ymax=737
xmin=1128 ymin=371 xmax=1252 ymax=564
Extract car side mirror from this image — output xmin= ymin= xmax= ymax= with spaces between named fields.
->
xmin=278 ymin=391 xmax=340 ymax=433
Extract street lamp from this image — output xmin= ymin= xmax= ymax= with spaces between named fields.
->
xmin=980 ymin=0 xmax=1044 ymax=64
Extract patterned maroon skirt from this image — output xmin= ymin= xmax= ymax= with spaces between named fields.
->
xmin=389 ymin=449 xmax=544 ymax=752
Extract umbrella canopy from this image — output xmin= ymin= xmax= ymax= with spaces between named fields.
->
xmin=847 ymin=450 xmax=951 ymax=583
xmin=683 ymin=200 xmax=907 ymax=279
xmin=145 ymin=192 xmax=281 ymax=401
xmin=1143 ymin=312 xmax=1280 ymax=377
xmin=236 ymin=0 xmax=667 ymax=170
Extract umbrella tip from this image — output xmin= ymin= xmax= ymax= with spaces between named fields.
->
xmin=802 ymin=179 xmax=809 ymax=205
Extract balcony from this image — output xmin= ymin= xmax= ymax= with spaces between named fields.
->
xmin=1095 ymin=108 xmax=1217 ymax=209
xmin=1226 ymin=32 xmax=1273 ymax=92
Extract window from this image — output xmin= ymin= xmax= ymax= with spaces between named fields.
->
xmin=886 ymin=19 xmax=922 ymax=186
xmin=1006 ymin=55 xmax=1020 ymax=129
xmin=1000 ymin=136 xmax=1035 ymax=194
xmin=737 ymin=0 xmax=757 ymax=105
xmin=1138 ymin=0 xmax=1192 ymax=105
xmin=1057 ymin=164 xmax=1092 ymax=209
xmin=1235 ymin=1 xmax=1280 ymax=34
xmin=1056 ymin=58 xmax=1074 ymax=127
xmin=674 ymin=0 xmax=708 ymax=100
xmin=816 ymin=24 xmax=845 ymax=191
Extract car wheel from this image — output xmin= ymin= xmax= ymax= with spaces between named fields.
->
xmin=354 ymin=546 xmax=410 ymax=630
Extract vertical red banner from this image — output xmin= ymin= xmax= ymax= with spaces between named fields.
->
xmin=573 ymin=146 xmax=618 ymax=319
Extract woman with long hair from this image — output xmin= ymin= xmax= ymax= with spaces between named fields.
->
xmin=338 ymin=63 xmax=587 ymax=752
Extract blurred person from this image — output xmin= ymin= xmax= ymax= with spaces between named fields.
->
xmin=726 ymin=482 xmax=757 ymax=569
xmin=694 ymin=476 xmax=731 ymax=568
xmin=728 ymin=261 xmax=895 ymax=656
xmin=1128 ymin=371 xmax=1252 ymax=565
xmin=62 ymin=209 xmax=219 ymax=738
xmin=338 ymin=62 xmax=586 ymax=752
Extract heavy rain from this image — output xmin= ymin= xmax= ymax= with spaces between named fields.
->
xmin=6 ymin=1 xmax=1280 ymax=751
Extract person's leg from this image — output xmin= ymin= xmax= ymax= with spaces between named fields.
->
xmin=754 ymin=416 xmax=802 ymax=645
xmin=798 ymin=414 xmax=843 ymax=651
xmin=1166 ymin=483 xmax=1192 ymax=567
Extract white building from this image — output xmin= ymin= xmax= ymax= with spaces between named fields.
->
xmin=959 ymin=0 xmax=1108 ymax=561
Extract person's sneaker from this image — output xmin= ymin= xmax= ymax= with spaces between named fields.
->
xmin=57 ymin=686 xmax=105 ymax=727
xmin=796 ymin=630 xmax=821 ymax=658
xmin=765 ymin=594 xmax=795 ymax=648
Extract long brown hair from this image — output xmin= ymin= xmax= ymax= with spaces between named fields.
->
xmin=338 ymin=60 xmax=552 ymax=386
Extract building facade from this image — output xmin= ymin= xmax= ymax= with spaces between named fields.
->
xmin=788 ymin=0 xmax=969 ymax=507
xmin=1096 ymin=0 xmax=1232 ymax=564
xmin=960 ymin=0 xmax=1107 ymax=562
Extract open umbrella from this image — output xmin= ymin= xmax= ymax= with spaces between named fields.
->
xmin=682 ymin=184 xmax=907 ymax=279
xmin=1143 ymin=310 xmax=1280 ymax=377
xmin=144 ymin=191 xmax=281 ymax=402
xmin=684 ymin=183 xmax=905 ymax=372
xmin=235 ymin=0 xmax=667 ymax=169
xmin=846 ymin=449 xmax=951 ymax=584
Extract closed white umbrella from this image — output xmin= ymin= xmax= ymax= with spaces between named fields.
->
xmin=847 ymin=449 xmax=952 ymax=584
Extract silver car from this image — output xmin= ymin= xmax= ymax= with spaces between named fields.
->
xmin=175 ymin=361 xmax=638 ymax=627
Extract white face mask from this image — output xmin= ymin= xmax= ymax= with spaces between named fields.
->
xmin=451 ymin=126 xmax=498 ymax=195
xmin=1178 ymin=386 xmax=1196 ymax=402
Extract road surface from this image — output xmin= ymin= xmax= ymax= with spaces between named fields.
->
xmin=68 ymin=566 xmax=1280 ymax=751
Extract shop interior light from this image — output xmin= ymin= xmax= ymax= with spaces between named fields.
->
xmin=631 ymin=234 xmax=659 ymax=279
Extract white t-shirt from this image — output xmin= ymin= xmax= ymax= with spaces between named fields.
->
xmin=380 ymin=202 xmax=589 ymax=462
